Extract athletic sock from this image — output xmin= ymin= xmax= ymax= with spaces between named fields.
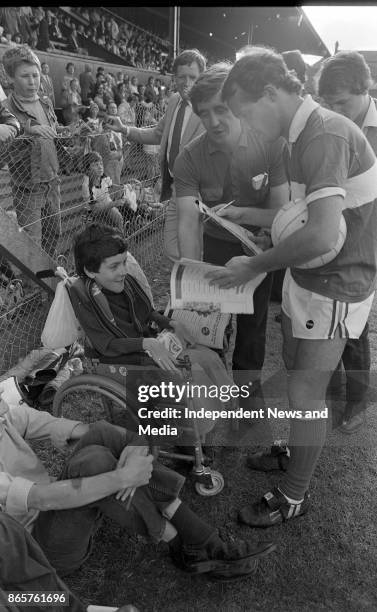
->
xmin=277 ymin=487 xmax=303 ymax=504
xmin=168 ymin=502 xmax=218 ymax=548
xmin=280 ymin=417 xmax=327 ymax=500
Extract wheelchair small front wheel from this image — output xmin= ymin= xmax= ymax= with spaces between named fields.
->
xmin=195 ymin=470 xmax=224 ymax=496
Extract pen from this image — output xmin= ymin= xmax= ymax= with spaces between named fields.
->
xmin=126 ymin=487 xmax=136 ymax=510
xmin=216 ymin=199 xmax=235 ymax=214
xmin=202 ymin=200 xmax=236 ymax=224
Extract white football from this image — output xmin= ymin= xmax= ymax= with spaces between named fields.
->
xmin=271 ymin=198 xmax=347 ymax=269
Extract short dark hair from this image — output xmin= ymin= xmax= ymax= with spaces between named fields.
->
xmin=222 ymin=46 xmax=302 ymax=103
xmin=281 ymin=50 xmax=306 ymax=84
xmin=172 ymin=48 xmax=206 ymax=75
xmin=190 ymin=62 xmax=232 ymax=115
xmin=66 ymin=62 xmax=74 ymax=71
xmin=82 ymin=151 xmax=102 ymax=173
xmin=73 ymin=223 xmax=128 ymax=276
xmin=317 ymin=51 xmax=373 ymax=97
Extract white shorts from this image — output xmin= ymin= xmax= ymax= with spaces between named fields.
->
xmin=282 ymin=269 xmax=374 ymax=340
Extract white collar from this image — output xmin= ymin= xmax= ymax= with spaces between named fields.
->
xmin=288 ymin=94 xmax=320 ymax=144
xmin=362 ymin=96 xmax=377 ymax=129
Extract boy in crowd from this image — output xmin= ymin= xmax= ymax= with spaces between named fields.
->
xmin=81 ymin=151 xmax=124 ymax=229
xmin=3 ymin=45 xmax=64 ymax=257
xmin=207 ymin=47 xmax=377 ymax=527
xmin=318 ymin=51 xmax=377 ymax=434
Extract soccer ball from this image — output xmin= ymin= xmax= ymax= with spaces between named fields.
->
xmin=271 ymin=198 xmax=347 ymax=269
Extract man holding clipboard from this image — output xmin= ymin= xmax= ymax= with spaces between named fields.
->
xmin=173 ymin=63 xmax=289 ymax=411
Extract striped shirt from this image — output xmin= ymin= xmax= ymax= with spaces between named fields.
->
xmin=288 ymin=95 xmax=377 ymax=302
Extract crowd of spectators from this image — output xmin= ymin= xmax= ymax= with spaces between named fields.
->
xmin=73 ymin=7 xmax=173 ymax=73
xmin=58 ymin=63 xmax=171 ymax=128
xmin=0 ymin=7 xmax=176 ymax=73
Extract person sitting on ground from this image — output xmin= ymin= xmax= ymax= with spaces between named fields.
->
xmin=0 ymin=384 xmax=275 ymax=582
xmin=81 ymin=151 xmax=124 ymax=229
xmin=0 ymin=513 xmax=140 ymax=612
xmin=70 ymin=222 xmax=236 ymax=449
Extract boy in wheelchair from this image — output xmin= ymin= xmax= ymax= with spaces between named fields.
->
xmin=70 ymin=223 xmax=235 ymax=451
xmin=0 ymin=383 xmax=275 ymax=582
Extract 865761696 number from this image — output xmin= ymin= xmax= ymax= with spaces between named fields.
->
xmin=5 ymin=592 xmax=68 ymax=606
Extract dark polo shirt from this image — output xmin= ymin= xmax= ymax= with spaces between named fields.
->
xmin=174 ymin=127 xmax=287 ymax=242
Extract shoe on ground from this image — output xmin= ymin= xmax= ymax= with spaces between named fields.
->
xmin=238 ymin=486 xmax=310 ymax=528
xmin=171 ymin=534 xmax=276 ymax=580
xmin=338 ymin=411 xmax=366 ymax=434
xmin=246 ymin=443 xmax=290 ymax=472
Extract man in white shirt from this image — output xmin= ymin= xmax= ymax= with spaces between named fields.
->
xmin=107 ymin=49 xmax=206 ymax=260
xmin=0 ymin=387 xmax=275 ymax=580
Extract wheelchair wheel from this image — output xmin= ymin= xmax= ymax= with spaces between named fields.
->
xmin=195 ymin=470 xmax=224 ymax=497
xmin=52 ymin=374 xmax=138 ymax=429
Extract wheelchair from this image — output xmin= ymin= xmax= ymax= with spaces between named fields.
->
xmin=49 ymin=263 xmax=236 ymax=496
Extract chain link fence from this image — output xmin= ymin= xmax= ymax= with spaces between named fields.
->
xmin=0 ymin=116 xmax=169 ymax=376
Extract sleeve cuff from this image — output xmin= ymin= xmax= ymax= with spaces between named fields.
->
xmin=49 ymin=419 xmax=82 ymax=449
xmin=6 ymin=477 xmax=35 ymax=515
xmin=306 ymin=187 xmax=346 ymax=205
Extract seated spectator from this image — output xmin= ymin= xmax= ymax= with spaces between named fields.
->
xmin=39 ymin=62 xmax=55 ymax=107
xmin=0 ymin=374 xmax=275 ymax=582
xmin=145 ymin=75 xmax=157 ymax=104
xmin=92 ymin=102 xmax=124 ymax=185
xmin=93 ymin=83 xmax=109 ymax=119
xmin=49 ymin=14 xmax=64 ymax=43
xmin=3 ymin=45 xmax=64 ymax=256
xmin=156 ymin=89 xmax=168 ymax=114
xmin=0 ymin=7 xmax=19 ymax=38
xmin=61 ymin=77 xmax=85 ymax=126
xmin=12 ymin=32 xmax=23 ymax=45
xmin=96 ymin=66 xmax=106 ymax=85
xmin=70 ymin=223 xmax=243 ymax=446
xmin=81 ymin=151 xmax=123 ymax=228
xmin=154 ymin=78 xmax=162 ymax=95
xmin=123 ymin=74 xmax=131 ymax=93
xmin=104 ymin=73 xmax=116 ymax=103
xmin=129 ymin=75 xmax=138 ymax=95
xmin=116 ymin=70 xmax=125 ymax=87
xmin=118 ymin=94 xmax=137 ymax=127
xmin=0 ymin=26 xmax=8 ymax=44
xmin=77 ymin=23 xmax=85 ymax=37
xmin=28 ymin=7 xmax=42 ymax=49
xmin=115 ymin=82 xmax=129 ymax=106
xmin=4 ymin=31 xmax=15 ymax=46
xmin=36 ymin=9 xmax=50 ymax=51
xmin=79 ymin=64 xmax=95 ymax=105
xmin=137 ymin=83 xmax=146 ymax=102
xmin=66 ymin=22 xmax=87 ymax=55
xmin=85 ymin=101 xmax=102 ymax=132
xmin=61 ymin=62 xmax=77 ymax=93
